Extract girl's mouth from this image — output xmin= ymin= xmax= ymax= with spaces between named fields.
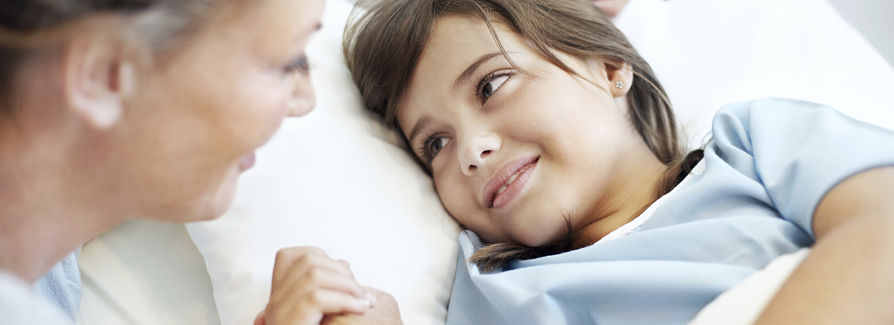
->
xmin=484 ymin=156 xmax=540 ymax=209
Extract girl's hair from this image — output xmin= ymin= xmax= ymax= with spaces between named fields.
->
xmin=0 ymin=0 xmax=229 ymax=117
xmin=344 ymin=0 xmax=702 ymax=272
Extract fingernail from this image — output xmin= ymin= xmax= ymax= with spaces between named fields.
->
xmin=365 ymin=292 xmax=377 ymax=306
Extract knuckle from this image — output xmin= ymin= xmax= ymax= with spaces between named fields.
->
xmin=305 ymin=267 xmax=325 ymax=282
xmin=306 ymin=290 xmax=325 ymax=306
xmin=274 ymin=248 xmax=298 ymax=263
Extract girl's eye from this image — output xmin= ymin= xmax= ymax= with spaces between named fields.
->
xmin=423 ymin=135 xmax=450 ymax=161
xmin=477 ymin=73 xmax=511 ymax=102
xmin=283 ymin=55 xmax=310 ymax=74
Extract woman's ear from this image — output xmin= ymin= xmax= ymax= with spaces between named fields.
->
xmin=62 ymin=33 xmax=137 ymax=130
xmin=606 ymin=62 xmax=633 ymax=98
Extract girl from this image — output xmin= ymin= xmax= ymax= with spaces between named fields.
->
xmin=344 ymin=0 xmax=894 ymax=323
xmin=0 ymin=1 xmax=397 ymax=324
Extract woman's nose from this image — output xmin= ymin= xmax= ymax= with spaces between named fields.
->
xmin=459 ymin=133 xmax=501 ymax=176
xmin=288 ymin=73 xmax=316 ymax=117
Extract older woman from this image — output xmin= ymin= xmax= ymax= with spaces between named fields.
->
xmin=0 ymin=1 xmax=397 ymax=324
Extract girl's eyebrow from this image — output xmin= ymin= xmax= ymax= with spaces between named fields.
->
xmin=407 ymin=116 xmax=432 ymax=147
xmin=453 ymin=52 xmax=503 ymax=89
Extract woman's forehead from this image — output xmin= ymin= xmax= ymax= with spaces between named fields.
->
xmin=201 ymin=0 xmax=323 ymax=43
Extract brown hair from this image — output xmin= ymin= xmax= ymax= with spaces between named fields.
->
xmin=345 ymin=0 xmax=702 ymax=272
xmin=0 ymin=0 xmax=228 ymax=117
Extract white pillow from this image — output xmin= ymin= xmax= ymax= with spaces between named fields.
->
xmin=615 ymin=0 xmax=894 ymax=143
xmin=184 ymin=1 xmax=461 ymax=324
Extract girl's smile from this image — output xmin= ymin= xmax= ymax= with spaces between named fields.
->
xmin=485 ymin=156 xmax=539 ymax=209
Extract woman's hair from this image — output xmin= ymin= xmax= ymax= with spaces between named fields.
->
xmin=0 ymin=0 xmax=229 ymax=117
xmin=344 ymin=0 xmax=702 ymax=272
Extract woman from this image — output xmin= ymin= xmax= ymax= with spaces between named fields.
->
xmin=344 ymin=0 xmax=894 ymax=323
xmin=0 ymin=1 xmax=397 ymax=324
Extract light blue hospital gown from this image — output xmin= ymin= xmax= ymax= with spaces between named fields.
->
xmin=445 ymin=98 xmax=894 ymax=325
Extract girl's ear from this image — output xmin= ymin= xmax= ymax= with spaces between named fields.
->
xmin=62 ymin=32 xmax=138 ymax=130
xmin=605 ymin=62 xmax=633 ymax=98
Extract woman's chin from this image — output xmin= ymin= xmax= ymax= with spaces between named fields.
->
xmin=182 ymin=170 xmax=241 ymax=222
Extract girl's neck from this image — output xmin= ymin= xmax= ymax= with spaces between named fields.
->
xmin=572 ymin=151 xmax=669 ymax=249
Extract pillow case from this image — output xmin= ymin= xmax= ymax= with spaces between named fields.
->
xmin=185 ymin=1 xmax=460 ymax=324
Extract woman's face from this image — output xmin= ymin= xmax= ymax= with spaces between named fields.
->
xmin=121 ymin=0 xmax=324 ymax=221
xmin=397 ymin=15 xmax=652 ymax=247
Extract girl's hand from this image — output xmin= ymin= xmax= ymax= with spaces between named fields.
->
xmin=593 ymin=0 xmax=630 ymax=18
xmin=255 ymin=247 xmax=376 ymax=325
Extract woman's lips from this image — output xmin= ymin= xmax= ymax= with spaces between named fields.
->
xmin=238 ymin=152 xmax=256 ymax=172
xmin=483 ymin=156 xmax=540 ymax=209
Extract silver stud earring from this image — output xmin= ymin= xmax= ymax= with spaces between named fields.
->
xmin=615 ymin=81 xmax=624 ymax=89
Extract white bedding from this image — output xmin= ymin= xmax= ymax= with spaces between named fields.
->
xmin=77 ymin=221 xmax=219 ymax=325
xmin=76 ymin=0 xmax=894 ymax=324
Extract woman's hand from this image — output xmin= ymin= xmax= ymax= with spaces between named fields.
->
xmin=255 ymin=247 xmax=376 ymax=325
xmin=593 ymin=0 xmax=630 ymax=18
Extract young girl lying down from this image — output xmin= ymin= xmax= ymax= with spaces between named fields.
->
xmin=344 ymin=0 xmax=894 ymax=323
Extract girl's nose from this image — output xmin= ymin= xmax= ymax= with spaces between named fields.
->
xmin=459 ymin=133 xmax=501 ymax=176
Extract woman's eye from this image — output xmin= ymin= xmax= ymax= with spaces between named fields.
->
xmin=283 ymin=55 xmax=310 ymax=74
xmin=478 ymin=73 xmax=511 ymax=102
xmin=424 ymin=136 xmax=450 ymax=159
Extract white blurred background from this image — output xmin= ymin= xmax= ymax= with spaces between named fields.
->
xmin=343 ymin=0 xmax=893 ymax=66
xmin=828 ymin=0 xmax=894 ymax=66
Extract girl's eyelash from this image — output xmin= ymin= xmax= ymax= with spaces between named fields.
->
xmin=416 ymin=134 xmax=442 ymax=164
xmin=476 ymin=70 xmax=513 ymax=102
xmin=283 ymin=55 xmax=310 ymax=74
xmin=414 ymin=138 xmax=429 ymax=162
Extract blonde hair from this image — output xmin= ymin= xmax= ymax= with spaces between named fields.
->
xmin=345 ymin=0 xmax=702 ymax=272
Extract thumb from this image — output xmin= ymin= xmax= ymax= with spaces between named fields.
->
xmin=254 ymin=309 xmax=267 ymax=325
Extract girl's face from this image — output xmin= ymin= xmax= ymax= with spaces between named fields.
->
xmin=397 ymin=15 xmax=658 ymax=247
xmin=120 ymin=0 xmax=324 ymax=221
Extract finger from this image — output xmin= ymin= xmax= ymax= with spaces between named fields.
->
xmin=272 ymin=247 xmax=329 ymax=284
xmin=361 ymin=286 xmax=379 ymax=307
xmin=266 ymin=290 xmax=371 ymax=325
xmin=297 ymin=254 xmax=355 ymax=278
xmin=275 ymin=254 xmax=358 ymax=292
xmin=275 ymin=267 xmax=370 ymax=303
xmin=254 ymin=309 xmax=266 ymax=325
xmin=295 ymin=289 xmax=373 ymax=316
